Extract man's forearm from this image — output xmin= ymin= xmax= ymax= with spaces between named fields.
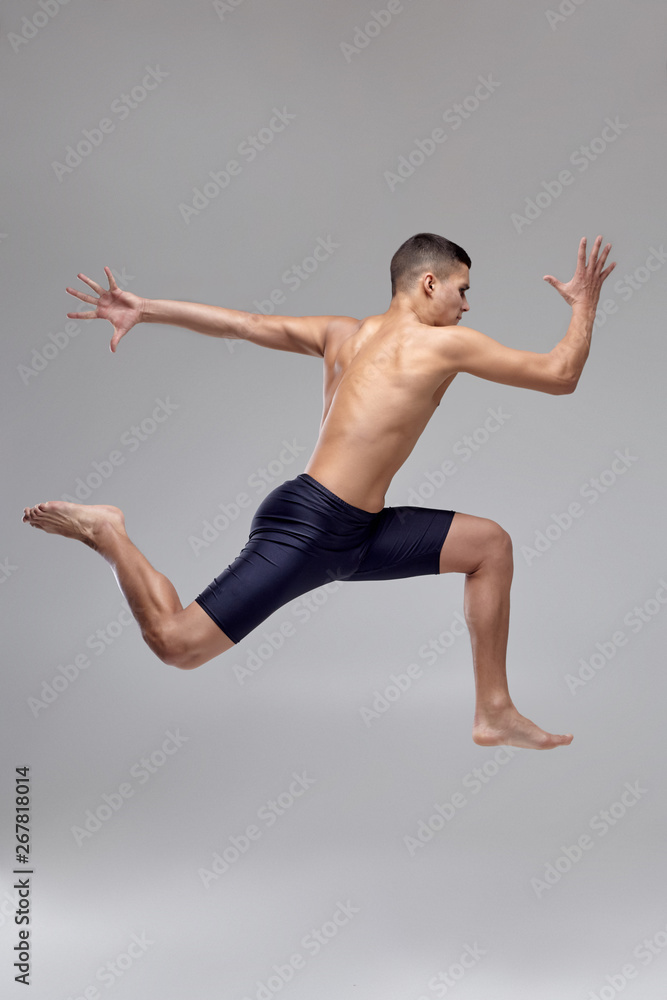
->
xmin=141 ymin=299 xmax=253 ymax=340
xmin=550 ymin=303 xmax=596 ymax=389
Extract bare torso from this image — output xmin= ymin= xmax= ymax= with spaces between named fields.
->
xmin=304 ymin=314 xmax=456 ymax=512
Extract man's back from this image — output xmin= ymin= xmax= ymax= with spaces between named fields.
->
xmin=306 ymin=314 xmax=456 ymax=512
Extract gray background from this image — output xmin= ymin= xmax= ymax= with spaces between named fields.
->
xmin=2 ymin=0 xmax=667 ymax=997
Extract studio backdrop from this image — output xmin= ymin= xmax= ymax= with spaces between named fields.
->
xmin=2 ymin=1 xmax=667 ymax=998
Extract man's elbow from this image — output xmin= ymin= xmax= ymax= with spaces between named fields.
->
xmin=546 ymin=355 xmax=577 ymax=394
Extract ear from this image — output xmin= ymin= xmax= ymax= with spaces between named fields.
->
xmin=422 ymin=272 xmax=437 ymax=295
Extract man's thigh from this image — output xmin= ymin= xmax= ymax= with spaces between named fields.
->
xmin=346 ymin=504 xmax=455 ymax=582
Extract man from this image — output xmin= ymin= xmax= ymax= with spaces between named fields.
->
xmin=23 ymin=232 xmax=615 ymax=749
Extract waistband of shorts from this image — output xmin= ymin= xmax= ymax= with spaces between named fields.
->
xmin=297 ymin=473 xmax=379 ymax=521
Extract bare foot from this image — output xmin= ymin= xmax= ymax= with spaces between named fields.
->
xmin=473 ymin=703 xmax=573 ymax=750
xmin=22 ymin=501 xmax=125 ymax=551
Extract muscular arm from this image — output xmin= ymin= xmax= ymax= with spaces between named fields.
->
xmin=443 ymin=313 xmax=587 ymax=394
xmin=443 ymin=235 xmax=615 ymax=395
xmin=66 ymin=267 xmax=357 ymax=357
xmin=142 ymin=299 xmax=353 ymax=358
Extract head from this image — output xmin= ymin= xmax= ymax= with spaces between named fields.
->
xmin=389 ymin=232 xmax=471 ymax=326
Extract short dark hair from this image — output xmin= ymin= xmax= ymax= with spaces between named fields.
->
xmin=390 ymin=233 xmax=471 ymax=297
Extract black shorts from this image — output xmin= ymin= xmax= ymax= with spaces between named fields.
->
xmin=195 ymin=473 xmax=456 ymax=644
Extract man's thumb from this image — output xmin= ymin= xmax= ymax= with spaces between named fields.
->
xmin=543 ymin=275 xmax=559 ymax=288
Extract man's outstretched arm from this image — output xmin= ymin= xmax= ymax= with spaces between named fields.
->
xmin=441 ymin=235 xmax=616 ymax=394
xmin=66 ymin=267 xmax=356 ymax=357
xmin=141 ymin=298 xmax=355 ymax=358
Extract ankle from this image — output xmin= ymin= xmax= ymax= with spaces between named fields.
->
xmin=475 ymin=693 xmax=513 ymax=717
xmin=92 ymin=517 xmax=126 ymax=555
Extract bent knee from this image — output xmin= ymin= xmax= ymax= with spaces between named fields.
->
xmin=147 ymin=613 xmax=234 ymax=670
xmin=471 ymin=518 xmax=513 ymax=571
xmin=485 ymin=520 xmax=513 ymax=562
xmin=146 ymin=620 xmax=202 ymax=671
xmin=491 ymin=520 xmax=512 ymax=551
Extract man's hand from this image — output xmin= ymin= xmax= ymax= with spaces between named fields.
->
xmin=66 ymin=267 xmax=145 ymax=353
xmin=543 ymin=235 xmax=616 ymax=312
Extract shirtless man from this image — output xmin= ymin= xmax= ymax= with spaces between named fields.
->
xmin=23 ymin=232 xmax=615 ymax=748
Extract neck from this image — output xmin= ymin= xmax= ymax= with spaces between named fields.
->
xmin=386 ymin=294 xmax=429 ymax=325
